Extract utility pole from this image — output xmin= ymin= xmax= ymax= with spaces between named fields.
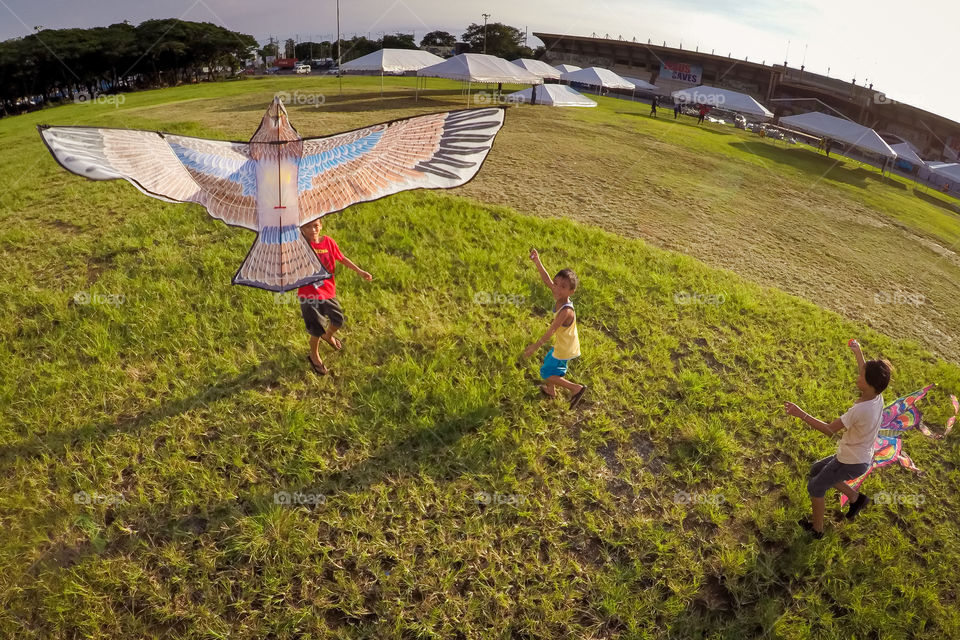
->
xmin=482 ymin=13 xmax=491 ymax=54
xmin=336 ymin=0 xmax=342 ymax=95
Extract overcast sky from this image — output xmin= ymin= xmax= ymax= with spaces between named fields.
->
xmin=3 ymin=0 xmax=958 ymax=122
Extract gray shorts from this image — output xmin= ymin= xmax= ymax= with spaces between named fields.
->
xmin=807 ymin=455 xmax=869 ymax=498
xmin=299 ymin=297 xmax=344 ymax=337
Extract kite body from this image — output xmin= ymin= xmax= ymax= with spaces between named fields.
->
xmin=840 ymin=385 xmax=958 ymax=506
xmin=38 ymin=99 xmax=506 ymax=291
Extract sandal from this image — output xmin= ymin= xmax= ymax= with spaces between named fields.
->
xmin=539 ymin=385 xmax=557 ymax=399
xmin=569 ymin=385 xmax=588 ymax=410
xmin=322 ymin=335 xmax=343 ymax=351
xmin=307 ymin=356 xmax=328 ymax=375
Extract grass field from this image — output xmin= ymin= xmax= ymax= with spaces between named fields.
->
xmin=3 ymin=76 xmax=960 ymax=639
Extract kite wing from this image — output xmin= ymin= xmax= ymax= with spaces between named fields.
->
xmin=297 ymin=107 xmax=505 ymax=224
xmin=880 ymin=385 xmax=935 ymax=432
xmin=38 ymin=126 xmax=259 ymax=231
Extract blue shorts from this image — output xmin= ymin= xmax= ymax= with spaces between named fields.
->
xmin=540 ymin=347 xmax=569 ymax=379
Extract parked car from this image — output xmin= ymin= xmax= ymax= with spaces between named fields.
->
xmin=294 ymin=64 xmax=311 ymax=74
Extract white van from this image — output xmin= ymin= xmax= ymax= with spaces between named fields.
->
xmin=294 ymin=64 xmax=311 ymax=74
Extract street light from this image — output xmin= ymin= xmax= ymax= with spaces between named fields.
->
xmin=482 ymin=13 xmax=491 ymax=54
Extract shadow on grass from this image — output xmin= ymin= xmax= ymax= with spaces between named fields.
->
xmin=615 ymin=112 xmax=734 ymax=135
xmin=218 ymin=90 xmax=470 ymax=116
xmin=728 ymin=141 xmax=877 ymax=188
xmin=0 ymin=358 xmax=294 ymax=467
xmin=913 ymin=187 xmax=960 ymax=215
xmin=664 ymin=539 xmax=818 ymax=637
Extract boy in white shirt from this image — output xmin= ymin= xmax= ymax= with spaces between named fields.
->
xmin=784 ymin=339 xmax=892 ymax=538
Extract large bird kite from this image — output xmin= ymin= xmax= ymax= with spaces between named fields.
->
xmin=38 ymin=99 xmax=506 ymax=291
xmin=839 ymin=384 xmax=958 ymax=506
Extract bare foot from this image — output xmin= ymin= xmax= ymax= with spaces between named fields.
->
xmin=539 ymin=385 xmax=557 ymax=398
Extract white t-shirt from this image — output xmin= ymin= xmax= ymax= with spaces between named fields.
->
xmin=837 ymin=395 xmax=884 ymax=464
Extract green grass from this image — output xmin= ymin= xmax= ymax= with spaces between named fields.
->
xmin=3 ymin=76 xmax=960 ymax=639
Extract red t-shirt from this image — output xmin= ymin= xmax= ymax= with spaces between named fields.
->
xmin=297 ymin=235 xmax=344 ymax=300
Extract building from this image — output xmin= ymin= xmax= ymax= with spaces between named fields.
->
xmin=535 ymin=33 xmax=960 ymax=161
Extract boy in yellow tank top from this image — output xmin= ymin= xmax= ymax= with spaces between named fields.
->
xmin=522 ymin=249 xmax=587 ymax=409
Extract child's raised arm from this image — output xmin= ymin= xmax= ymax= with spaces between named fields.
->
xmin=849 ymin=339 xmax=865 ymax=374
xmin=529 ymin=249 xmax=553 ymax=289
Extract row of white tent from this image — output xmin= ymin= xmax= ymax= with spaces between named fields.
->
xmin=340 ymin=49 xmax=655 ymax=91
xmin=336 ymin=49 xmax=960 ymax=183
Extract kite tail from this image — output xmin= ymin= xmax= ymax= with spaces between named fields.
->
xmin=916 ymin=394 xmax=959 ymax=439
xmin=232 ymin=225 xmax=330 ymax=292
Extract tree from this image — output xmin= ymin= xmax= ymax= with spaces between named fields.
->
xmin=260 ymin=42 xmax=278 ymax=59
xmin=420 ymin=30 xmax=456 ymax=48
xmin=381 ymin=33 xmax=417 ymax=50
xmin=283 ymin=38 xmax=295 ymax=59
xmin=0 ymin=18 xmax=258 ymax=115
xmin=294 ymin=41 xmax=327 ymax=61
xmin=461 ymin=22 xmax=530 ymax=59
xmin=338 ymin=36 xmax=379 ymax=62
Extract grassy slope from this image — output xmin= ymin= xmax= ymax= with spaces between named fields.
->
xmin=2 ymin=78 xmax=960 ymax=639
xmin=455 ymin=92 xmax=960 ymax=362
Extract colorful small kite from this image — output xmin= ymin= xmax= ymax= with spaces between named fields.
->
xmin=840 ymin=384 xmax=958 ymax=506
xmin=38 ymin=99 xmax=506 ymax=291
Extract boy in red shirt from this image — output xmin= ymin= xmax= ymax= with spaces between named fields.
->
xmin=298 ymin=219 xmax=373 ymax=375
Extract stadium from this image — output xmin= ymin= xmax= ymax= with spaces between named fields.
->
xmin=536 ymin=32 xmax=960 ymax=161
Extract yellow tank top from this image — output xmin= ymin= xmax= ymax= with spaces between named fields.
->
xmin=553 ymin=301 xmax=580 ymax=360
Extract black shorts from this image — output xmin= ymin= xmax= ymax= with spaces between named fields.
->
xmin=300 ymin=297 xmax=344 ymax=337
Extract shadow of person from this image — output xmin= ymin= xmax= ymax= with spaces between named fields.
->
xmin=0 ymin=357 xmax=294 ymax=467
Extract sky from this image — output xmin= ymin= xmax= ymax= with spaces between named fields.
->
xmin=2 ymin=0 xmax=958 ymax=122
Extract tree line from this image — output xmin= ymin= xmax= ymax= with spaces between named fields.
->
xmin=1 ymin=19 xmax=542 ymax=116
xmin=288 ymin=24 xmax=538 ymax=65
xmin=0 ymin=19 xmax=257 ymax=116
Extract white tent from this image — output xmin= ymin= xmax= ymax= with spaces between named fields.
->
xmin=340 ymin=48 xmax=444 ymax=73
xmin=930 ymin=163 xmax=960 ymax=181
xmin=890 ymin=142 xmax=924 ymax=167
xmin=511 ymin=58 xmax=561 ymax=80
xmin=621 ymin=76 xmax=658 ymax=92
xmin=418 ymin=53 xmax=542 ymax=84
xmin=506 ymin=84 xmax=596 ymax=107
xmin=561 ymin=67 xmax=634 ymax=90
xmin=778 ymin=112 xmax=897 ymax=158
xmin=554 ymin=64 xmax=581 ymax=73
xmin=671 ymin=85 xmax=773 ymax=118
